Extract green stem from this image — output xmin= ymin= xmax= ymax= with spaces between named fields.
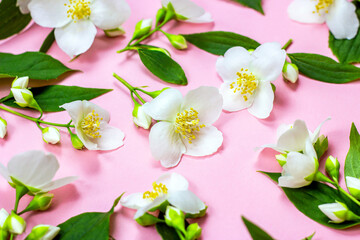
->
xmin=9 ymin=233 xmax=14 ymax=240
xmin=336 ymin=184 xmax=360 ymax=207
xmin=282 ymin=39 xmax=293 ymax=50
xmin=113 ymin=73 xmax=146 ymax=104
xmin=175 ymin=229 xmax=186 ymax=240
xmin=14 ymin=185 xmax=28 ymax=214
xmin=0 ymin=105 xmax=74 ymax=128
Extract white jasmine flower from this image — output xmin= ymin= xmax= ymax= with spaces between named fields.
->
xmin=278 ymin=140 xmax=319 ymax=188
xmin=28 ymin=0 xmax=131 ymax=57
xmin=161 ymin=0 xmax=213 ymax=23
xmin=121 ymin=173 xmax=206 ymax=219
xmin=42 ymin=127 xmax=61 ymax=144
xmin=61 ymin=100 xmax=125 ymax=150
xmin=262 ymin=118 xmax=330 ymax=153
xmin=216 ymin=42 xmax=286 ymax=119
xmin=142 ymin=86 xmax=223 ymax=168
xmin=26 ymin=225 xmax=60 ymax=240
xmin=0 ymin=150 xmax=77 ymax=194
xmin=288 ymin=0 xmax=359 ymax=39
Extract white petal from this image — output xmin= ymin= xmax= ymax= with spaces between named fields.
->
xmin=0 ymin=209 xmax=9 ymax=228
xmin=134 ymin=195 xmax=167 ymax=219
xmin=167 ymin=190 xmax=205 ymax=214
xmin=54 ymin=20 xmax=97 ymax=58
xmin=277 ymin=124 xmax=292 ymax=139
xmin=8 ymin=151 xmax=59 ymax=187
xmin=163 ymin=0 xmax=205 ymax=20
xmin=184 ymin=12 xmax=213 ymax=23
xmin=39 ymin=176 xmax=78 ymax=192
xmin=17 ymin=0 xmax=31 ymax=15
xmin=0 ymin=163 xmax=11 ymax=183
xmin=346 ymin=176 xmax=360 ymax=191
xmin=219 ymin=81 xmax=253 ymax=112
xmin=216 ymin=47 xmax=252 ymax=82
xmin=142 ymin=89 xmax=183 ymax=122
xmin=277 ymin=120 xmax=310 ymax=152
xmin=183 ymin=126 xmax=223 ymax=157
xmin=304 ymin=139 xmax=317 ymax=161
xmin=149 ymin=122 xmax=186 ymax=168
xmin=121 ymin=193 xmax=151 ymax=210
xmin=247 ymin=81 xmax=274 ymax=119
xmin=157 ymin=173 xmax=189 ymax=192
xmin=120 ymin=192 xmax=151 ymax=210
xmin=278 ymin=175 xmax=310 ymax=188
xmin=287 ymin=0 xmax=326 ymax=23
xmin=326 ymin=0 xmax=359 ymax=39
xmin=282 ymin=151 xmax=316 ymax=178
xmin=181 ymin=86 xmax=223 ymax=125
xmin=28 ymin=0 xmax=70 ymax=28
xmin=310 ymin=117 xmax=331 ymax=143
xmin=318 ymin=203 xmax=345 ymax=223
xmin=90 ymin=0 xmax=131 ymax=30
xmin=250 ymin=42 xmax=286 ymax=82
xmin=95 ymin=124 xmax=125 ymax=150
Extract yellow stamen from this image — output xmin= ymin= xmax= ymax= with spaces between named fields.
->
xmin=312 ymin=0 xmax=333 ymax=14
xmin=230 ymin=69 xmax=258 ymax=101
xmin=81 ymin=110 xmax=102 ymax=139
xmin=64 ymin=0 xmax=91 ymax=22
xmin=174 ymin=108 xmax=205 ymax=144
xmin=143 ymin=182 xmax=168 ymax=200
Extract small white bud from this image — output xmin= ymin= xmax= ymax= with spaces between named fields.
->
xmin=318 ymin=202 xmax=360 ymax=223
xmin=11 ymin=88 xmax=34 ymax=108
xmin=26 ymin=225 xmax=60 ymax=240
xmin=133 ymin=105 xmax=152 ymax=129
xmin=7 ymin=211 xmax=26 ymax=235
xmin=133 ymin=19 xmax=153 ymax=39
xmin=346 ymin=176 xmax=360 ymax=200
xmin=42 ymin=127 xmax=60 ymax=144
xmin=282 ymin=62 xmax=299 ymax=83
xmin=11 ymin=76 xmax=29 ymax=89
xmin=0 ymin=118 xmax=7 ymax=139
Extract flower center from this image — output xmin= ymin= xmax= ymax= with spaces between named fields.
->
xmin=312 ymin=0 xmax=333 ymax=14
xmin=230 ymin=68 xmax=258 ymax=101
xmin=143 ymin=182 xmax=168 ymax=200
xmin=174 ymin=108 xmax=205 ymax=144
xmin=65 ymin=0 xmax=91 ymax=21
xmin=81 ymin=110 xmax=102 ymax=138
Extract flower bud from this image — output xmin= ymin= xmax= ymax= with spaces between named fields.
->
xmin=23 ymin=193 xmax=54 ymax=212
xmin=155 ymin=8 xmax=166 ymax=25
xmin=11 ymin=88 xmax=34 ymax=108
xmin=42 ymin=127 xmax=61 ymax=144
xmin=325 ymin=156 xmax=340 ymax=181
xmin=0 ymin=209 xmax=9 ymax=228
xmin=7 ymin=211 xmax=26 ymax=235
xmin=318 ymin=202 xmax=360 ymax=223
xmin=133 ymin=19 xmax=153 ymax=39
xmin=346 ymin=176 xmax=360 ymax=200
xmin=0 ymin=118 xmax=7 ymax=139
xmin=275 ymin=153 xmax=287 ymax=167
xmin=104 ymin=26 xmax=126 ymax=37
xmin=282 ymin=62 xmax=299 ymax=83
xmin=133 ymin=104 xmax=152 ymax=130
xmin=164 ymin=206 xmax=185 ymax=232
xmin=186 ymin=223 xmax=202 ymax=240
xmin=162 ymin=31 xmax=187 ymax=50
xmin=70 ymin=134 xmax=84 ymax=150
xmin=12 ymin=76 xmax=29 ymax=89
xmin=25 ymin=225 xmax=60 ymax=240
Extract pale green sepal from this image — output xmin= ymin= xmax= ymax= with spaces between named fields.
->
xmin=140 ymin=87 xmax=170 ymax=98
xmin=155 ymin=8 xmax=166 ymax=26
xmin=185 ymin=206 xmax=207 ymax=218
xmin=185 ymin=223 xmax=201 ymax=240
xmin=22 ymin=193 xmax=54 ymax=212
xmin=275 ymin=154 xmax=287 ymax=167
xmin=348 ymin=187 xmax=360 ymax=200
xmin=313 ymin=135 xmax=328 ymax=159
xmin=164 ymin=3 xmax=176 ymax=21
xmin=149 ymin=201 xmax=169 ymax=213
xmin=161 ymin=31 xmax=187 ymax=50
xmin=135 ymin=213 xmax=163 ymax=226
xmin=25 ymin=226 xmax=49 ymax=240
xmin=132 ymin=19 xmax=153 ymax=40
xmin=331 ymin=201 xmax=360 ymax=222
xmin=104 ymin=27 xmax=125 ymax=37
xmin=164 ymin=206 xmax=185 ymax=233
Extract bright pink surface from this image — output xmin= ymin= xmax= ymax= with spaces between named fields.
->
xmin=1 ymin=0 xmax=360 ymax=239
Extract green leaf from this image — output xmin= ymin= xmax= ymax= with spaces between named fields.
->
xmin=0 ymin=52 xmax=76 ymax=80
xmin=288 ymin=53 xmax=360 ymax=84
xmin=3 ymin=85 xmax=111 ymax=112
xmin=39 ymin=29 xmax=55 ymax=53
xmin=313 ymin=136 xmax=328 ymax=159
xmin=241 ymin=216 xmax=274 ymax=240
xmin=55 ymin=194 xmax=123 ymax=240
xmin=137 ymin=49 xmax=187 ymax=85
xmin=231 ymin=0 xmax=264 ymax=14
xmin=345 ymin=123 xmax=360 ymax=179
xmin=155 ymin=212 xmax=181 ymax=240
xmin=0 ymin=0 xmax=31 ymax=40
xmin=261 ymin=172 xmax=360 ymax=229
xmin=182 ymin=31 xmax=260 ymax=56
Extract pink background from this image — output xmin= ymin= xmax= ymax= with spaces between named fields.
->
xmin=1 ymin=0 xmax=360 ymax=239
